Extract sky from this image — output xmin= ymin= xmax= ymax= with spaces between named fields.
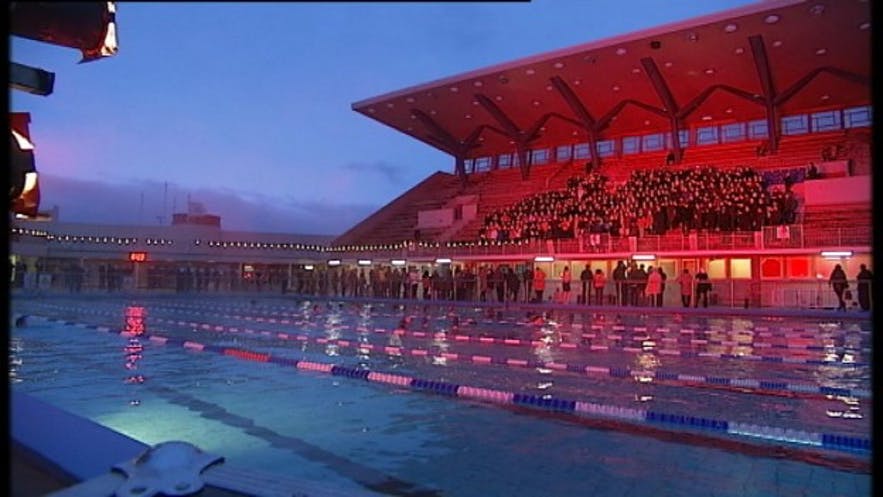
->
xmin=11 ymin=0 xmax=757 ymax=235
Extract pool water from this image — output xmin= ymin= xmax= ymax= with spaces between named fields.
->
xmin=10 ymin=295 xmax=871 ymax=497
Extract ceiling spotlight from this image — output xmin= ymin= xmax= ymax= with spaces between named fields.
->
xmin=859 ymin=22 xmax=870 ymax=30
xmin=498 ymin=75 xmax=509 ymax=84
xmin=573 ymin=79 xmax=582 ymax=85
xmin=615 ymin=47 xmax=627 ymax=55
xmin=650 ymin=40 xmax=662 ymax=49
xmin=553 ymin=62 xmax=565 ymax=69
xmin=815 ymin=48 xmax=827 ymax=55
xmin=473 ymin=80 xmax=483 ymax=87
xmin=820 ymin=94 xmax=830 ymax=101
xmin=612 ymin=85 xmax=620 ymax=91
xmin=686 ymin=32 xmax=699 ymax=42
xmin=734 ymin=47 xmax=745 ymax=55
xmin=772 ymin=40 xmax=783 ymax=47
xmin=724 ymin=23 xmax=738 ymax=33
xmin=525 ymin=68 xmax=536 ymax=75
xmin=809 ymin=4 xmax=825 ymax=16
xmin=495 ymin=95 xmax=503 ymax=101
xmin=704 ymin=68 xmax=716 ymax=75
xmin=765 ymin=14 xmax=780 ymax=24
xmin=664 ymin=61 xmax=673 ymax=68
xmin=406 ymin=97 xmax=415 ymax=103
xmin=449 ymin=86 xmax=459 ymax=92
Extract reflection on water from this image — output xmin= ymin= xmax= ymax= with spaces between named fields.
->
xmin=9 ymin=336 xmax=23 ymax=383
xmin=123 ymin=306 xmax=146 ymax=406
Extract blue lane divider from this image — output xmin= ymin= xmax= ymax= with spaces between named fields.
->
xmin=20 ymin=313 xmax=872 ymax=459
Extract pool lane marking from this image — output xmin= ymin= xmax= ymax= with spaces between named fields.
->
xmin=35 ymin=303 xmax=870 ymax=358
xmin=143 ymin=300 xmax=872 ymax=337
xmin=148 ymin=304 xmax=876 ymax=352
xmin=25 ymin=312 xmax=871 ymax=400
xmin=28 ymin=304 xmax=872 ymax=374
xmin=24 ymin=313 xmax=873 ymax=461
xmin=39 ymin=300 xmax=866 ymax=367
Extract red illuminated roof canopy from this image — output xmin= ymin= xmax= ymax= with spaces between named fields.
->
xmin=353 ymin=0 xmax=870 ymax=160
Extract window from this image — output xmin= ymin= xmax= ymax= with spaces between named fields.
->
xmin=665 ymin=130 xmax=690 ymax=149
xmin=730 ymin=258 xmax=752 ymax=279
xmin=810 ymin=110 xmax=841 ymax=132
xmin=622 ymin=136 xmax=640 ymax=155
xmin=498 ymin=154 xmax=511 ymax=169
xmin=556 ymin=145 xmax=572 ymax=162
xmin=464 ymin=159 xmax=474 ymax=173
xmin=843 ymin=105 xmax=872 ymax=128
xmin=530 ymin=149 xmax=549 ymax=165
xmin=642 ymin=133 xmax=664 ymax=152
xmin=596 ymin=139 xmax=615 ymax=158
xmin=748 ymin=120 xmax=768 ymax=139
xmin=787 ymin=257 xmax=810 ymax=278
xmin=573 ymin=142 xmax=591 ymax=159
xmin=696 ymin=126 xmax=720 ymax=145
xmin=781 ymin=114 xmax=809 ymax=135
xmin=760 ymin=258 xmax=783 ymax=279
xmin=707 ymin=259 xmax=726 ymax=280
xmin=721 ymin=123 xmax=746 ymax=143
xmin=474 ymin=157 xmax=491 ymax=172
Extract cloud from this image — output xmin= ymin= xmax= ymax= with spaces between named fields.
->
xmin=340 ymin=161 xmax=406 ymax=184
xmin=36 ymin=173 xmax=378 ymax=236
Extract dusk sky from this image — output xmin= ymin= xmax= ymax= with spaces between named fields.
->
xmin=11 ymin=1 xmax=756 ymax=235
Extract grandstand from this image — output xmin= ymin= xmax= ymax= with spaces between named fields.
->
xmin=343 ymin=0 xmax=870 ymax=253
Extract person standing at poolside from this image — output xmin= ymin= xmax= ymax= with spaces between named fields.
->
xmin=560 ymin=266 xmax=572 ymax=304
xmin=676 ymin=268 xmax=693 ymax=308
xmin=580 ymin=265 xmax=592 ymax=305
xmin=695 ymin=268 xmax=711 ymax=308
xmin=533 ymin=266 xmax=546 ymax=302
xmin=856 ymin=264 xmax=872 ymax=311
xmin=592 ymin=268 xmax=607 ymax=305
xmin=829 ymin=264 xmax=849 ymax=311
xmin=645 ymin=267 xmax=663 ymax=307
xmin=612 ymin=260 xmax=627 ymax=306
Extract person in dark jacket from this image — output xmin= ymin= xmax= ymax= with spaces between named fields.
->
xmin=856 ymin=264 xmax=873 ymax=311
xmin=829 ymin=264 xmax=848 ymax=311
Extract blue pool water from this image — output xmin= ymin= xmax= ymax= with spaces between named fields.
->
xmin=10 ymin=295 xmax=871 ymax=497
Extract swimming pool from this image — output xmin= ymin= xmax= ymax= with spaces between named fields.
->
xmin=10 ymin=295 xmax=871 ymax=497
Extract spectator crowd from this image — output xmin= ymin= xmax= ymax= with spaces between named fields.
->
xmin=479 ymin=166 xmax=800 ymax=243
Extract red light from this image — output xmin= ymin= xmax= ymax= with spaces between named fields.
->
xmin=128 ymin=252 xmax=147 ymax=262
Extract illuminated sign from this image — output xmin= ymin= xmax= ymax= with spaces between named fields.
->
xmin=128 ymin=251 xmax=147 ymax=262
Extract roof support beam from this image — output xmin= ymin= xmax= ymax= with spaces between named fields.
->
xmin=550 ymin=76 xmax=601 ymax=171
xmin=774 ymin=66 xmax=869 ymax=106
xmin=474 ymin=93 xmax=532 ymax=179
xmin=677 ymin=84 xmax=766 ymax=120
xmin=749 ymin=35 xmax=780 ymax=154
xmin=640 ymin=57 xmax=683 ymax=163
xmin=412 ymin=108 xmax=474 ymax=184
xmin=411 ymin=109 xmax=460 ymax=150
xmin=596 ymin=99 xmax=667 ymax=131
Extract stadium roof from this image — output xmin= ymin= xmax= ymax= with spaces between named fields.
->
xmin=352 ymin=0 xmax=870 ymax=167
